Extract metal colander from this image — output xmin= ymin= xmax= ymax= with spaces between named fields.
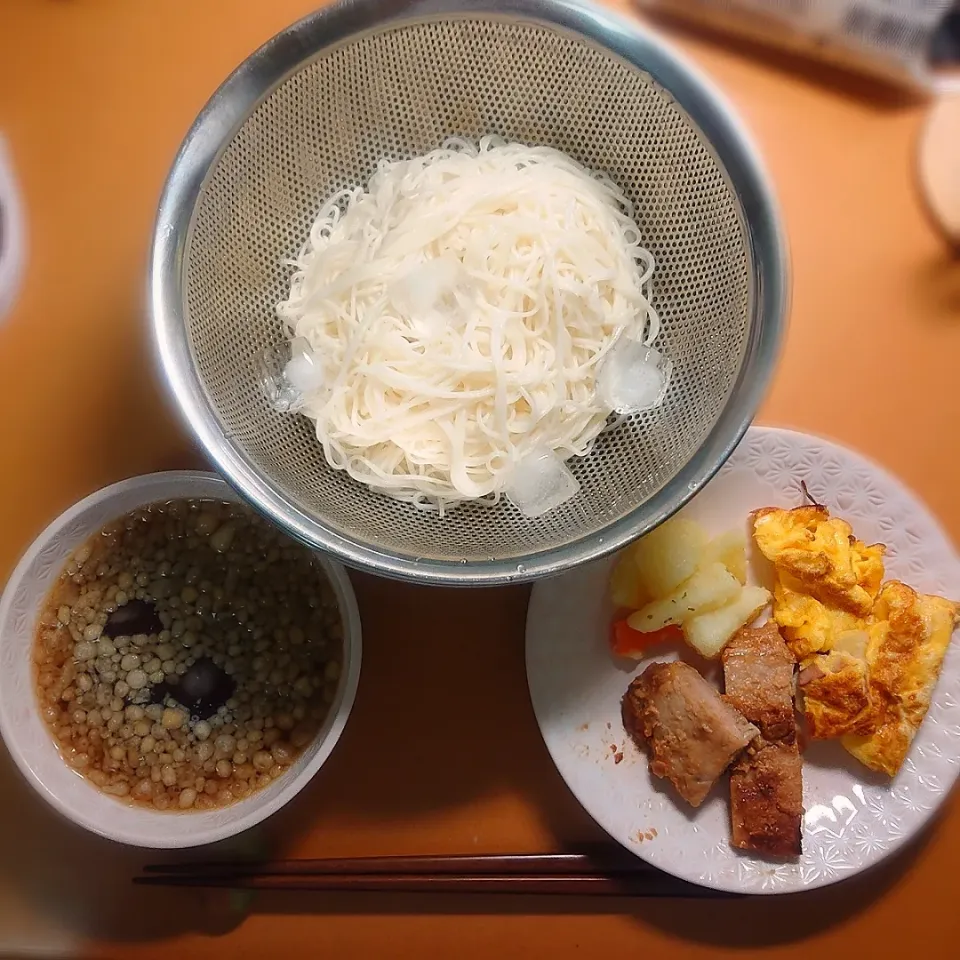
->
xmin=151 ymin=0 xmax=787 ymax=585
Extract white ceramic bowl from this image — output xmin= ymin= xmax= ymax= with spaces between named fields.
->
xmin=0 ymin=471 xmax=361 ymax=848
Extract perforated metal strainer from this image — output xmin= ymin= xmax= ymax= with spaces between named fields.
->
xmin=150 ymin=0 xmax=787 ymax=585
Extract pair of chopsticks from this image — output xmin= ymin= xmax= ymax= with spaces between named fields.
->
xmin=135 ymin=852 xmax=737 ymax=898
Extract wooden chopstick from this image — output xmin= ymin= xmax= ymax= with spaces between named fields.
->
xmin=135 ymin=853 xmax=737 ymax=898
xmin=134 ymin=873 xmax=722 ymax=896
xmin=141 ymin=853 xmax=647 ymax=877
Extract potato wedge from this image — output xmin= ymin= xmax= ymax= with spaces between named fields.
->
xmin=703 ymin=529 xmax=748 ymax=585
xmin=683 ymin=585 xmax=772 ymax=659
xmin=627 ymin=563 xmax=741 ymax=632
xmin=609 ymin=549 xmax=647 ymax=610
xmin=632 ymin=517 xmax=709 ymax=597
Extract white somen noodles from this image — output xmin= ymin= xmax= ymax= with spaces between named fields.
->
xmin=277 ymin=136 xmax=660 ymax=512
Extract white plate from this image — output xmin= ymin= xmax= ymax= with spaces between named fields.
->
xmin=526 ymin=426 xmax=960 ymax=894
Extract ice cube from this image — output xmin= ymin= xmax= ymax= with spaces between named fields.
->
xmin=505 ymin=447 xmax=581 ymax=519
xmin=284 ymin=341 xmax=325 ymax=394
xmin=258 ymin=337 xmax=322 ymax=413
xmin=597 ymin=340 xmax=672 ymax=414
xmin=390 ymin=257 xmax=462 ymax=319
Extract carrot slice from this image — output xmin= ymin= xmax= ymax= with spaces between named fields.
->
xmin=610 ymin=619 xmax=684 ymax=659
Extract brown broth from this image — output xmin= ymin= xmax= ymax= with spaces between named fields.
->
xmin=34 ymin=498 xmax=343 ymax=811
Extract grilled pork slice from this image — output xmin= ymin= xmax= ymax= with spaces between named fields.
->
xmin=722 ymin=623 xmax=802 ymax=857
xmin=728 ymin=740 xmax=803 ymax=857
xmin=722 ymin=621 xmax=796 ymax=742
xmin=623 ymin=661 xmax=759 ymax=807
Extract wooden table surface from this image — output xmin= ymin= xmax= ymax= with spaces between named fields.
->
xmin=1 ymin=1 xmax=959 ymax=957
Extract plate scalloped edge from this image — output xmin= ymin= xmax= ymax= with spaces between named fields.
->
xmin=525 ymin=426 xmax=960 ymax=894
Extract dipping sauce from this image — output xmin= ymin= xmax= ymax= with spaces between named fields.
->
xmin=33 ymin=498 xmax=342 ymax=811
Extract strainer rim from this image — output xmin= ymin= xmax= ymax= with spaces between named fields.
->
xmin=150 ymin=0 xmax=788 ymax=585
